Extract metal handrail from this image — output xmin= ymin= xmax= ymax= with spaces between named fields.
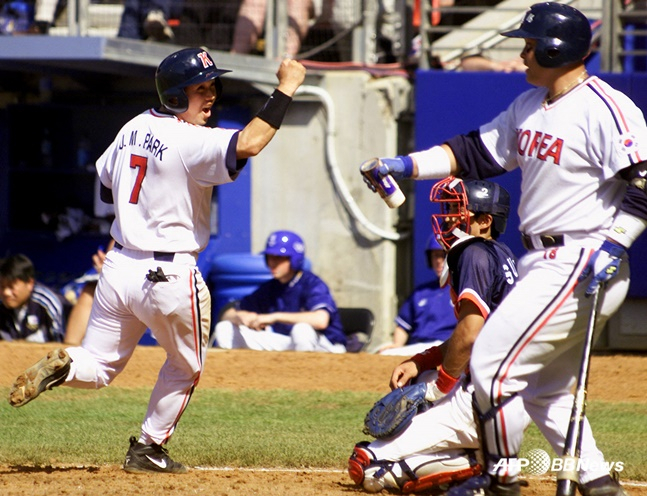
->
xmin=418 ymin=1 xmax=614 ymax=71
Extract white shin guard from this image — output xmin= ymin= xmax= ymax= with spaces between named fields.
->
xmin=350 ymin=443 xmax=482 ymax=494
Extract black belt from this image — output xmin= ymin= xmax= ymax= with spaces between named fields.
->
xmin=521 ymin=234 xmax=564 ymax=250
xmin=113 ymin=242 xmax=176 ymax=262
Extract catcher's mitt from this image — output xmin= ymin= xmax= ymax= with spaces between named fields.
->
xmin=363 ymin=382 xmax=428 ymax=440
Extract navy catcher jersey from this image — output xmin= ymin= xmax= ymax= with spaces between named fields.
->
xmin=239 ymin=270 xmax=346 ymax=345
xmin=447 ymin=238 xmax=518 ymax=318
xmin=395 ymin=280 xmax=455 ymax=345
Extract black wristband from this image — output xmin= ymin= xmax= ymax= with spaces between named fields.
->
xmin=256 ymin=89 xmax=293 ymax=129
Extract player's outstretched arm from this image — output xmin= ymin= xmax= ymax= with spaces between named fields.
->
xmin=236 ymin=59 xmax=306 ymax=159
xmin=362 ymin=144 xmax=459 ymax=195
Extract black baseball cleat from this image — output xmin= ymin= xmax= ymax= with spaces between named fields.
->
xmin=580 ymin=475 xmax=628 ymax=496
xmin=123 ymin=436 xmax=188 ymax=474
xmin=8 ymin=348 xmax=71 ymax=407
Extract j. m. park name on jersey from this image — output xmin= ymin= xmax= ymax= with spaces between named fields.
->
xmin=118 ymin=130 xmax=168 ymax=160
xmin=516 ymin=128 xmax=563 ymax=165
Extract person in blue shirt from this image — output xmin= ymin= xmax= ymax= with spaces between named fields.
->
xmin=213 ymin=230 xmax=347 ymax=353
xmin=378 ymin=235 xmax=455 ymax=355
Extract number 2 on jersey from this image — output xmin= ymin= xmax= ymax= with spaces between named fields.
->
xmin=129 ymin=154 xmax=148 ymax=204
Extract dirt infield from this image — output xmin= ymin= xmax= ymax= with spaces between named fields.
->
xmin=0 ymin=342 xmax=645 ymax=496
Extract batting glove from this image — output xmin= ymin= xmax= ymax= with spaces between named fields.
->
xmin=424 ymin=365 xmax=459 ymax=402
xmin=578 ymin=240 xmax=626 ymax=297
xmin=377 ymin=156 xmax=414 ymax=179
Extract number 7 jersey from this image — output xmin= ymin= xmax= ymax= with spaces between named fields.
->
xmin=96 ymin=109 xmax=239 ymax=253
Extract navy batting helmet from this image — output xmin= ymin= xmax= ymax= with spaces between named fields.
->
xmin=263 ymin=230 xmax=306 ymax=271
xmin=501 ymin=2 xmax=591 ymax=68
xmin=430 ymin=177 xmax=511 ymax=249
xmin=155 ymin=48 xmax=231 ymax=113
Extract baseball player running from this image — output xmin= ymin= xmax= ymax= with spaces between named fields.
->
xmin=366 ymin=3 xmax=647 ymax=496
xmin=8 ymin=48 xmax=306 ymax=474
xmin=350 ymin=177 xmax=520 ymax=493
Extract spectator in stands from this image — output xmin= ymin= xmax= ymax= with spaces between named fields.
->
xmin=377 ymin=235 xmax=455 ymax=356
xmin=0 ymin=0 xmax=62 ymax=35
xmin=117 ymin=0 xmax=178 ymax=42
xmin=0 ymin=0 xmax=34 ymax=34
xmin=231 ymin=0 xmax=300 ymax=56
xmin=62 ymin=240 xmax=115 ymax=346
xmin=230 ymin=0 xmax=355 ymax=58
xmin=28 ymin=0 xmax=60 ymax=33
xmin=212 ymin=230 xmax=347 ymax=352
xmin=459 ymin=53 xmax=525 ymax=72
xmin=408 ymin=0 xmax=507 ymax=67
xmin=0 ymin=254 xmax=66 ymax=343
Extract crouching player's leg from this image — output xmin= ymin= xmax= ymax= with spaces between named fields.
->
xmin=350 ymin=442 xmax=481 ymax=494
xmin=348 ymin=379 xmax=483 ymax=493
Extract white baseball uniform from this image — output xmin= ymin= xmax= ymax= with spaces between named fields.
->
xmin=63 ymin=108 xmax=240 ymax=446
xmin=459 ymin=75 xmax=647 ymax=484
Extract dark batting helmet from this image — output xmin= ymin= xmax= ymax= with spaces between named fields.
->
xmin=430 ymin=177 xmax=511 ymax=249
xmin=155 ymin=48 xmax=231 ymax=113
xmin=501 ymin=2 xmax=591 ymax=68
xmin=263 ymin=230 xmax=306 ymax=271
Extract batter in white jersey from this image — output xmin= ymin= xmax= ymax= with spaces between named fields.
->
xmin=9 ymin=48 xmax=306 ymax=475
xmin=369 ymin=4 xmax=647 ymax=496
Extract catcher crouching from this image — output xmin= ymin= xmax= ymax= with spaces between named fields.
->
xmin=348 ymin=177 xmax=519 ymax=493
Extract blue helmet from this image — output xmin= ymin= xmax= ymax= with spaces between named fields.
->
xmin=501 ymin=2 xmax=591 ymax=68
xmin=263 ymin=230 xmax=306 ymax=271
xmin=155 ymin=48 xmax=231 ymax=113
xmin=425 ymin=234 xmax=444 ymax=268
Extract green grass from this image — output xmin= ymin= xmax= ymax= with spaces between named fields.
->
xmin=520 ymin=402 xmax=647 ymax=481
xmin=1 ymin=387 xmax=645 ymax=481
xmin=0 ymin=387 xmax=378 ymax=468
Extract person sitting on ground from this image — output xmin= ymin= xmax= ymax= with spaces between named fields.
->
xmin=212 ymin=230 xmax=347 ymax=353
xmin=377 ymin=234 xmax=455 ymax=355
xmin=0 ymin=253 xmax=66 ymax=343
